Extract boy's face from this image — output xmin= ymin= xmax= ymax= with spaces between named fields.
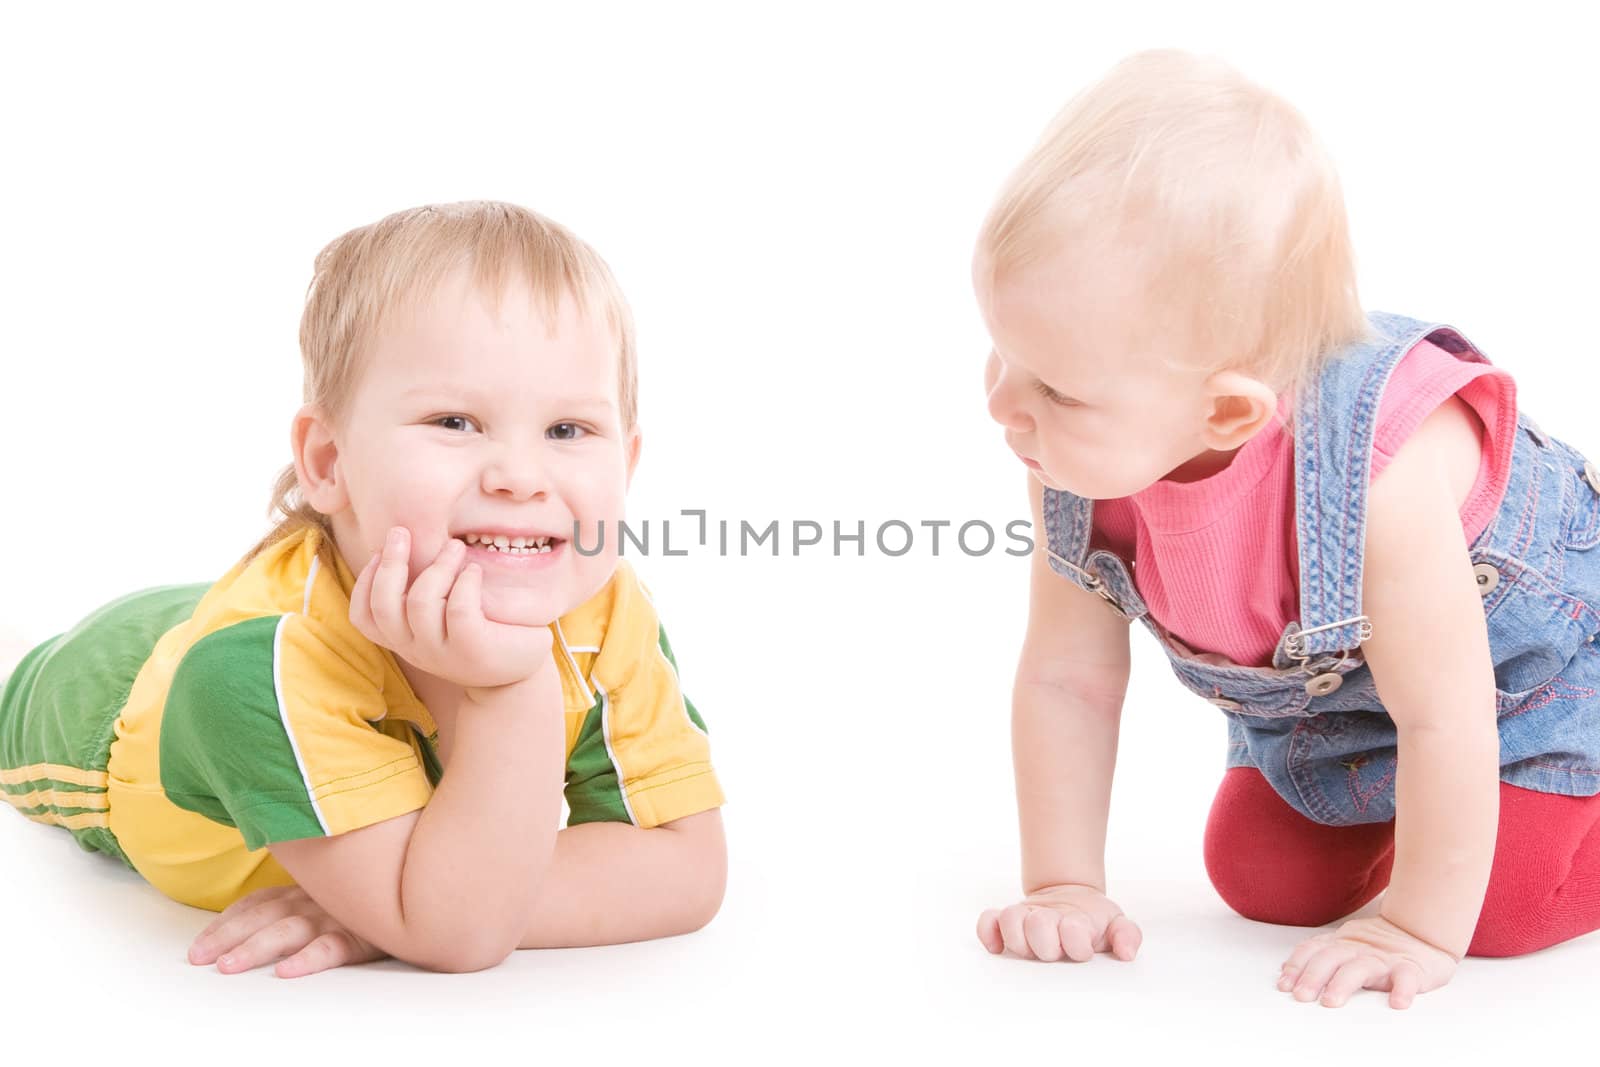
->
xmin=315 ymin=267 xmax=638 ymax=629
xmin=974 ymin=243 xmax=1229 ymax=500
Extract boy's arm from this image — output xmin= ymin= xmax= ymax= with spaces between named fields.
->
xmin=269 ymin=666 xmax=568 ymax=973
xmin=1359 ymin=396 xmax=1501 ymax=959
xmin=517 ymin=807 xmax=726 ymax=947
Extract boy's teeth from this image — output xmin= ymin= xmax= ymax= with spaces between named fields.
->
xmin=459 ymin=533 xmax=556 ymax=554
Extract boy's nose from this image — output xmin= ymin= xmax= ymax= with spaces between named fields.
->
xmin=482 ymin=450 xmax=549 ymax=500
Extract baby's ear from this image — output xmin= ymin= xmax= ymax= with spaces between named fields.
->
xmin=1199 ymin=370 xmax=1278 ymax=451
xmin=290 ymin=404 xmax=349 ymax=514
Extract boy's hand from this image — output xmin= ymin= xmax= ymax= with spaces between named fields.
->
xmin=976 ymin=883 xmax=1142 ymax=962
xmin=350 ymin=526 xmax=555 ymax=691
xmin=1278 ymin=914 xmax=1459 ymax=1009
xmin=188 ymin=886 xmax=387 ymax=978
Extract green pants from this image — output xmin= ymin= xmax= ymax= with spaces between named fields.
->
xmin=0 ymin=584 xmax=209 ymax=862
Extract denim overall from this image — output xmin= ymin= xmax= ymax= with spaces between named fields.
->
xmin=1040 ymin=311 xmax=1600 ymax=825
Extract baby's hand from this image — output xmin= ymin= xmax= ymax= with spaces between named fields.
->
xmin=188 ymin=885 xmax=386 ymax=978
xmin=350 ymin=526 xmax=555 ymax=692
xmin=976 ymin=884 xmax=1142 ymax=962
xmin=1278 ymin=914 xmax=1459 ymax=1009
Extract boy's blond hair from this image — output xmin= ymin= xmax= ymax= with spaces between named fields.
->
xmin=978 ymin=49 xmax=1370 ymax=397
xmin=247 ymin=200 xmax=637 ymax=566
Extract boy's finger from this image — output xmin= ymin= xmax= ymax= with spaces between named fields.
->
xmin=405 ymin=538 xmax=465 ymax=649
xmin=276 ymin=931 xmax=356 ymax=979
xmin=368 ymin=527 xmax=414 ymax=648
xmin=190 ymin=897 xmax=292 ymax=963
xmin=443 ymin=563 xmax=485 ymax=647
xmin=217 ymin=915 xmax=317 ymax=975
xmin=348 ymin=554 xmax=379 ymax=637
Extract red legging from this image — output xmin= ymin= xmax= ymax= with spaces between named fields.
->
xmin=1203 ymin=766 xmax=1600 ymax=957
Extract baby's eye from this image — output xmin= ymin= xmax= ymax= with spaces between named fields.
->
xmin=1033 ymin=380 xmax=1081 ymax=407
xmin=432 ymin=415 xmax=480 ymax=433
xmin=547 ymin=422 xmax=587 ymax=441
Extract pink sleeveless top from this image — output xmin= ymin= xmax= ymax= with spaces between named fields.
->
xmin=1090 ymin=339 xmax=1518 ymax=667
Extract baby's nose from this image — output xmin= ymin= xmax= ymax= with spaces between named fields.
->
xmin=986 ymin=378 xmax=1032 ymax=433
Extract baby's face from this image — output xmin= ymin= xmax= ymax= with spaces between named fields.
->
xmin=329 ymin=267 xmax=636 ymax=628
xmin=975 ymin=245 xmax=1218 ymax=500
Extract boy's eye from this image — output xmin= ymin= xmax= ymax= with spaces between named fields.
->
xmin=432 ymin=415 xmax=480 ymax=433
xmin=547 ymin=422 xmax=587 ymax=441
xmin=1033 ymin=380 xmax=1081 ymax=407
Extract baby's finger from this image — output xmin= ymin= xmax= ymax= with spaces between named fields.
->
xmin=276 ymin=930 xmax=359 ymax=979
xmin=1319 ymin=956 xmax=1388 ymax=1008
xmin=1104 ymin=914 xmax=1142 ymax=961
xmin=1022 ymin=907 xmax=1065 ymax=962
xmin=976 ymin=910 xmax=1006 ymax=955
xmin=405 ymin=538 xmax=465 ymax=650
xmin=1278 ymin=936 xmax=1326 ymax=988
xmin=1388 ymin=959 xmax=1423 ymax=1010
xmin=997 ymin=904 xmax=1035 ymax=959
xmin=1291 ymin=945 xmax=1358 ymax=1003
xmin=367 ymin=527 xmax=415 ymax=648
xmin=215 ymin=915 xmax=318 ymax=975
xmin=1057 ymin=911 xmax=1096 ymax=962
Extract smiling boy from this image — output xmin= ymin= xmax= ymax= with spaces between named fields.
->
xmin=0 ymin=201 xmax=726 ymax=976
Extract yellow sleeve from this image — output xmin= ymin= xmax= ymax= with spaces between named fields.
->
xmin=564 ymin=566 xmax=724 ymax=828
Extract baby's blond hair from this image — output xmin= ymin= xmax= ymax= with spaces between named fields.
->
xmin=246 ymin=199 xmax=637 ymax=566
xmin=978 ymin=49 xmax=1370 ymax=396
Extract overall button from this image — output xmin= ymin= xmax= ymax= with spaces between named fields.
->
xmin=1306 ymin=673 xmax=1343 ymax=697
xmin=1207 ymin=696 xmax=1241 ymax=710
xmin=1584 ymin=461 xmax=1600 ymax=495
xmin=1473 ymin=562 xmax=1500 ymax=596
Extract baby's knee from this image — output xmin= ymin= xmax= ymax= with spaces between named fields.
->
xmin=1468 ymin=874 xmax=1571 ymax=958
xmin=1204 ymin=848 xmax=1360 ymax=928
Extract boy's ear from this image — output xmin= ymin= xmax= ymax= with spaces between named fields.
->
xmin=623 ymin=426 xmax=643 ymax=489
xmin=1199 ymin=370 xmax=1279 ymax=451
xmin=290 ymin=404 xmax=349 ymax=514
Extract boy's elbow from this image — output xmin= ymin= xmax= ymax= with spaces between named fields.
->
xmin=406 ymin=935 xmax=518 ymax=974
xmin=391 ymin=914 xmax=526 ymax=974
xmin=681 ymin=858 xmax=727 ymax=934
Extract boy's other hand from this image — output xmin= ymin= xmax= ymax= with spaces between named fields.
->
xmin=188 ymin=885 xmax=387 ymax=978
xmin=977 ymin=883 xmax=1142 ymax=962
xmin=350 ymin=525 xmax=556 ymax=691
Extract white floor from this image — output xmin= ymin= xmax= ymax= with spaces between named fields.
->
xmin=4 ymin=561 xmax=1595 ymax=1060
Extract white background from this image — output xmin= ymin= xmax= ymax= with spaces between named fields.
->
xmin=1 ymin=0 xmax=1596 ymax=1058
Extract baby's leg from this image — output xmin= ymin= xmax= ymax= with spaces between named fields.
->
xmin=1204 ymin=767 xmax=1395 ymax=927
xmin=1468 ymin=782 xmax=1600 ymax=957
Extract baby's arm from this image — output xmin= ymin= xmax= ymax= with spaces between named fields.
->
xmin=515 ymin=808 xmax=725 ymax=948
xmin=1363 ymin=396 xmax=1500 ymax=951
xmin=978 ymin=472 xmax=1140 ymax=962
xmin=1281 ymin=396 xmax=1498 ymax=1007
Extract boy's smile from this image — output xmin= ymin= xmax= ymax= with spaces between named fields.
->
xmin=299 ymin=264 xmax=641 ymax=631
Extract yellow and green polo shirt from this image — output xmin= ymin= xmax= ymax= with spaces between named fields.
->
xmin=0 ymin=525 xmax=723 ymax=912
